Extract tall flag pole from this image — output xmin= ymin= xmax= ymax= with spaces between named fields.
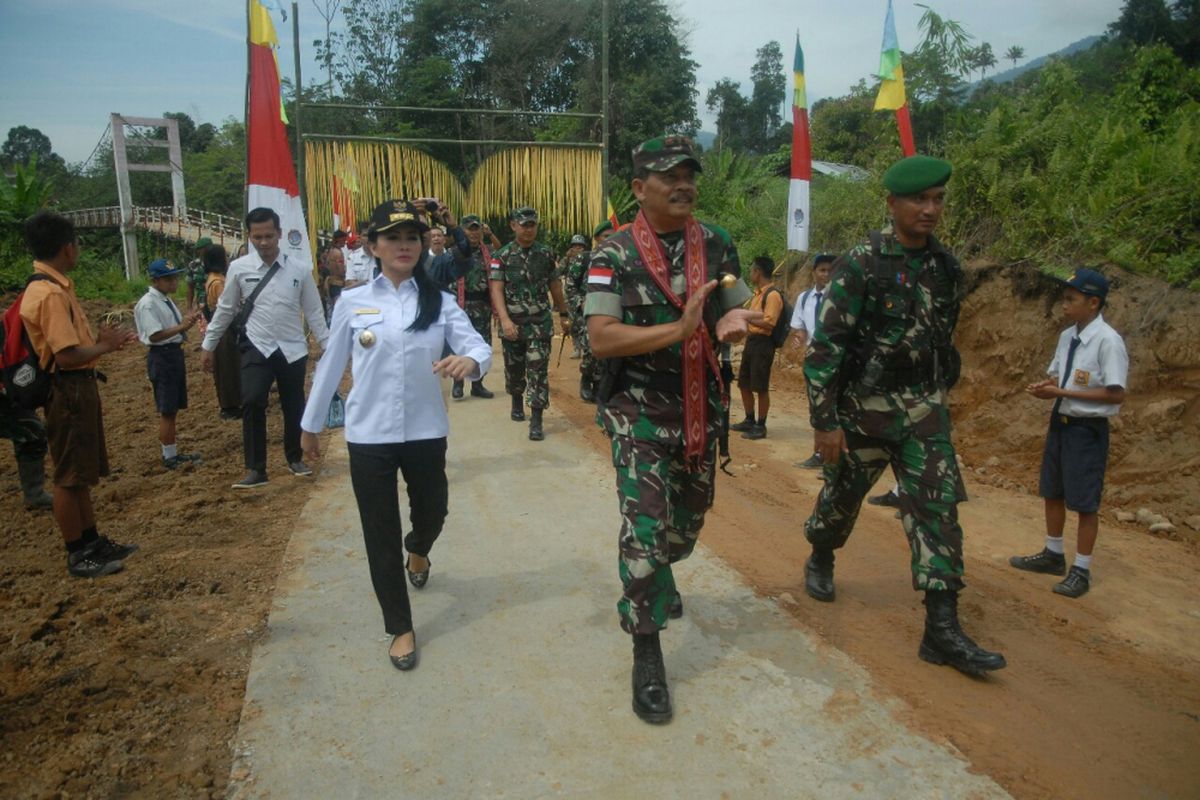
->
xmin=787 ymin=33 xmax=812 ymax=252
xmin=874 ymin=0 xmax=916 ymax=157
xmin=247 ymin=0 xmax=313 ymax=268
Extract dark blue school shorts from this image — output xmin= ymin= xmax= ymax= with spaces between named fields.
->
xmin=147 ymin=344 xmax=188 ymax=415
xmin=1038 ymin=413 xmax=1109 ymax=513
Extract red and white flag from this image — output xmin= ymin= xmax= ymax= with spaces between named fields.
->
xmin=247 ymin=0 xmax=311 ymax=268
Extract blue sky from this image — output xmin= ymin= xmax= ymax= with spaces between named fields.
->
xmin=0 ymin=0 xmax=1126 ymax=164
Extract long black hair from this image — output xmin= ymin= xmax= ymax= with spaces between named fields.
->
xmin=406 ymin=250 xmax=443 ymax=332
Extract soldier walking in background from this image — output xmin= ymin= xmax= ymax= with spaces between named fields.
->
xmin=587 ymin=136 xmax=760 ymax=723
xmin=562 ymin=224 xmax=614 ymax=401
xmin=449 ymin=215 xmax=498 ymax=400
xmin=801 ymin=155 xmax=1006 ymax=677
xmin=488 ymin=207 xmax=570 ymax=441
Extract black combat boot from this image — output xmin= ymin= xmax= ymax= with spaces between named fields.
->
xmin=528 ymin=408 xmax=545 ymax=441
xmin=804 ymin=547 xmax=836 ymax=602
xmin=580 ymin=376 xmax=595 ymax=403
xmin=451 ymin=380 xmax=464 ymax=399
xmin=919 ymin=590 xmax=1007 ymax=676
xmin=17 ymin=459 xmax=53 ymax=511
xmin=668 ymin=592 xmax=683 ymax=620
xmin=631 ymin=632 xmax=672 ymax=724
xmin=470 ymin=380 xmax=494 ymax=399
xmin=510 ymin=394 xmax=525 ymax=421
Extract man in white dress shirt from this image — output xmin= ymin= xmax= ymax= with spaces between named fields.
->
xmin=201 ymin=207 xmax=329 ymax=489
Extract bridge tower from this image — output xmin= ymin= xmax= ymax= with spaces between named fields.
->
xmin=110 ymin=114 xmax=187 ymax=280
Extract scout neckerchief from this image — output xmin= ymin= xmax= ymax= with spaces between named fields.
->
xmin=457 ymin=241 xmax=491 ymax=310
xmin=631 ymin=209 xmax=723 ymax=470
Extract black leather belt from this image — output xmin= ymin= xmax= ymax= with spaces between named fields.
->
xmin=1056 ymin=414 xmax=1108 ymax=428
xmin=464 ymin=291 xmax=490 ymax=302
xmin=617 ymin=368 xmax=716 ymax=395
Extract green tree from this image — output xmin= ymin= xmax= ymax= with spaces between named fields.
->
xmin=706 ymin=79 xmax=750 ymax=151
xmin=1004 ymin=45 xmax=1026 ymax=68
xmin=749 ymin=41 xmax=786 ymax=145
xmin=1 ymin=126 xmax=64 ymax=170
xmin=972 ymin=42 xmax=997 ymax=79
xmin=1109 ymin=0 xmax=1178 ymax=47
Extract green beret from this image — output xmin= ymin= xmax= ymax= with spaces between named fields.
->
xmin=883 ymin=155 xmax=952 ymax=195
xmin=195 ymin=236 xmax=213 ymax=249
xmin=592 ymin=220 xmax=614 ymax=238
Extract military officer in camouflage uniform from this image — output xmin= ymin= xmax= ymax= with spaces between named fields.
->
xmin=587 ymin=136 xmax=759 ymax=723
xmin=447 ymin=215 xmax=497 ymax=400
xmin=802 ymin=155 xmax=1006 ymax=677
xmin=488 ymin=207 xmax=569 ymax=441
xmin=562 ymin=224 xmax=614 ymax=401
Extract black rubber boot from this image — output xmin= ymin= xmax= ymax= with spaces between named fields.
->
xmin=579 ymin=376 xmax=595 ymax=403
xmin=668 ymin=592 xmax=683 ymax=620
xmin=470 ymin=380 xmax=494 ymax=399
xmin=528 ymin=408 xmax=544 ymax=441
xmin=631 ymin=632 xmax=672 ymax=724
xmin=451 ymin=380 xmax=464 ymax=399
xmin=17 ymin=459 xmax=53 ymax=511
xmin=510 ymin=394 xmax=525 ymax=421
xmin=918 ymin=590 xmax=1007 ymax=676
xmin=804 ymin=547 xmax=835 ymax=602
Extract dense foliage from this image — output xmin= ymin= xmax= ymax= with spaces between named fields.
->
xmin=2 ymin=0 xmax=1197 ymax=296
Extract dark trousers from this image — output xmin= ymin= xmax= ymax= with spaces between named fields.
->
xmin=239 ymin=343 xmax=307 ymax=473
xmin=347 ymin=438 xmax=449 ymax=635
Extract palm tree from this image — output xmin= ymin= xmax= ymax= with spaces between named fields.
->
xmin=1004 ymin=45 xmax=1026 ymax=68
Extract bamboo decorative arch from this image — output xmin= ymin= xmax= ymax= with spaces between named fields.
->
xmin=304 ymin=140 xmax=602 ymax=247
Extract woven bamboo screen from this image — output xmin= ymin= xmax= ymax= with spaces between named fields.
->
xmin=304 ymin=141 xmax=603 ymax=251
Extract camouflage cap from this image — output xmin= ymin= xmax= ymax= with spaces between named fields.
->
xmin=883 ymin=155 xmax=952 ymax=195
xmin=592 ymin=220 xmax=614 ymax=238
xmin=569 ymin=234 xmax=588 ymax=247
xmin=460 ymin=215 xmax=483 ymax=228
xmin=368 ymin=199 xmax=430 ymax=235
xmin=510 ymin=206 xmax=538 ymax=223
xmin=632 ymin=135 xmax=702 ymax=173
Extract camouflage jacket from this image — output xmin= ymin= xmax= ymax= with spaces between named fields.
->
xmin=562 ymin=250 xmax=591 ymax=311
xmin=447 ymin=248 xmax=491 ymax=299
xmin=583 ymin=222 xmax=751 ymax=443
xmin=804 ymin=231 xmax=963 ymax=440
xmin=488 ymin=240 xmax=558 ymax=320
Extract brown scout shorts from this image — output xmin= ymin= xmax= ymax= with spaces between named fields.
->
xmin=46 ymin=371 xmax=109 ymax=488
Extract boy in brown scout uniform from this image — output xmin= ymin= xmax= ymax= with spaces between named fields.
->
xmin=19 ymin=211 xmax=140 ymax=578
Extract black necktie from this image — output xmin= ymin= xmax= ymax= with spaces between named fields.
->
xmin=1052 ymin=335 xmax=1081 ymax=416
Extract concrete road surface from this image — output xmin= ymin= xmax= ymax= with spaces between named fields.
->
xmin=228 ymin=384 xmax=1009 ymax=800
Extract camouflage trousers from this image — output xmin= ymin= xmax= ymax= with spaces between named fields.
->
xmin=569 ymin=307 xmax=600 ymax=384
xmin=804 ymin=428 xmax=968 ymax=591
xmin=612 ymin=433 xmax=717 ymax=633
xmin=502 ymin=314 xmax=552 ymax=408
xmin=463 ymin=300 xmax=493 ymax=347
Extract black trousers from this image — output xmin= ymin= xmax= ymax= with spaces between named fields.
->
xmin=347 ymin=438 xmax=449 ymax=635
xmin=239 ymin=343 xmax=307 ymax=473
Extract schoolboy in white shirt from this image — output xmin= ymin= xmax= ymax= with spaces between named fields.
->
xmin=1010 ymin=268 xmax=1128 ymax=598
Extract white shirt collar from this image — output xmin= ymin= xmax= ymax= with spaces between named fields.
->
xmin=1076 ymin=312 xmax=1105 ymax=344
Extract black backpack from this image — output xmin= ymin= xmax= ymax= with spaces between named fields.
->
xmin=0 ymin=274 xmax=56 ymax=409
xmin=766 ymin=287 xmax=793 ymax=348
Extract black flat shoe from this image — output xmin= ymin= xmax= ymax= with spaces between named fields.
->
xmin=389 ymin=633 xmax=418 ymax=671
xmin=406 ymin=555 xmax=431 ymax=589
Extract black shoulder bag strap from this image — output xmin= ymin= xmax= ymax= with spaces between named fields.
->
xmin=231 ymin=261 xmax=282 ymax=335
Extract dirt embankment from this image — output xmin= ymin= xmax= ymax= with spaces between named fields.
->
xmin=950 ymin=261 xmax=1200 ymax=528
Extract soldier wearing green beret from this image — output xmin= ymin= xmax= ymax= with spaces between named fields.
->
xmin=801 ymin=155 xmax=1007 ymax=677
xmin=586 ymin=135 xmax=761 ymax=723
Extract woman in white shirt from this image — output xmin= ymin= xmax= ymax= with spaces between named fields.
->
xmin=300 ymin=199 xmax=492 ymax=671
